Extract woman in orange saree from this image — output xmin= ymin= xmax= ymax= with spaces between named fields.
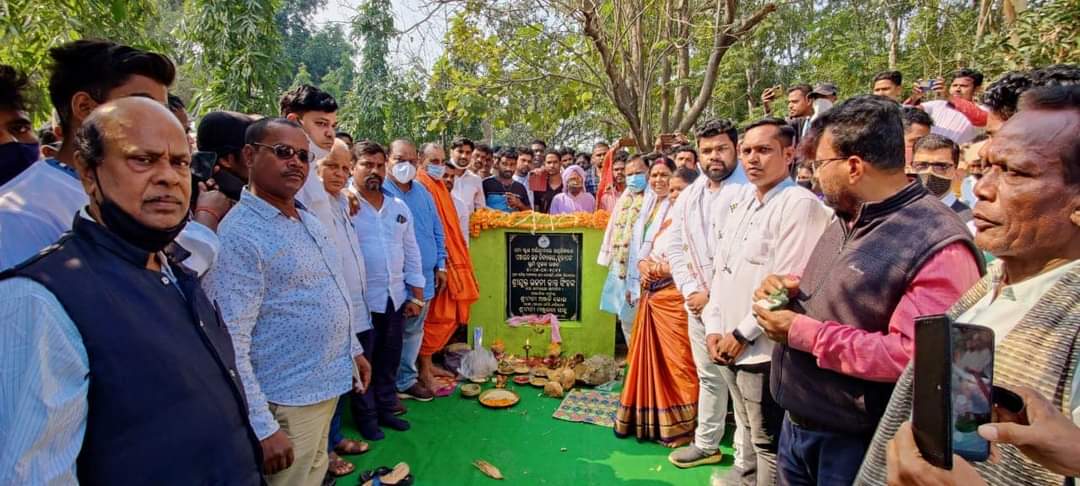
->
xmin=614 ymin=160 xmax=700 ymax=447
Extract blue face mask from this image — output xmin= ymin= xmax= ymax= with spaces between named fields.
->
xmin=426 ymin=163 xmax=447 ymax=179
xmin=626 ymin=173 xmax=647 ymax=193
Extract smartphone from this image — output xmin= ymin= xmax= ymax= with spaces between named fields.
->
xmin=913 ymin=315 xmax=995 ymax=469
xmin=191 ymin=151 xmax=218 ymax=182
xmin=528 ymin=171 xmax=547 ymax=192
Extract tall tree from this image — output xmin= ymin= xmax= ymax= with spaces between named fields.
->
xmin=180 ymin=0 xmax=288 ymax=115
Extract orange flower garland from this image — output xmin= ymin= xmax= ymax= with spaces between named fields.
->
xmin=469 ymin=209 xmax=610 ymax=237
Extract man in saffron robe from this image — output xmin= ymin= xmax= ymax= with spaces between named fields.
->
xmin=416 ymin=142 xmax=480 ymax=392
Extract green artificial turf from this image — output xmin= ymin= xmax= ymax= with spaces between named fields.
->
xmin=336 ymin=382 xmax=733 ymax=485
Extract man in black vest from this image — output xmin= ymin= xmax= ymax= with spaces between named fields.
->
xmin=0 ymin=97 xmax=262 ymax=484
xmin=750 ymin=95 xmax=982 ymax=485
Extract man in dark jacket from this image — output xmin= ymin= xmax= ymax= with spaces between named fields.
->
xmin=751 ymin=95 xmax=982 ymax=485
xmin=0 ymin=97 xmax=262 ymax=485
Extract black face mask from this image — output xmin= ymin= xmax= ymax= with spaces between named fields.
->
xmin=0 ymin=142 xmax=40 ymax=186
xmin=797 ymin=179 xmax=813 ymax=191
xmin=94 ymin=167 xmax=188 ymax=253
xmin=918 ymin=172 xmax=953 ymax=198
xmin=213 ymin=166 xmax=246 ymax=201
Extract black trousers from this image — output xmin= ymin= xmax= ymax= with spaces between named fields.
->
xmin=350 ymin=298 xmax=405 ymax=425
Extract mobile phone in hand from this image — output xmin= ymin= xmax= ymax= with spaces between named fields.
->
xmin=913 ymin=315 xmax=995 ymax=469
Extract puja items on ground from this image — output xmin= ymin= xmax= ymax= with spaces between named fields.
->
xmin=460 ymin=328 xmax=498 ymax=382
xmin=543 ymin=380 xmax=564 ymax=398
xmin=574 ymin=355 xmax=619 ymax=386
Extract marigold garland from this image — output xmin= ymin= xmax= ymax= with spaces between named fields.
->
xmin=469 ymin=209 xmax=610 ymax=237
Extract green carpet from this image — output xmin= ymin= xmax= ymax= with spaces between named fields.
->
xmin=336 ymin=383 xmax=733 ymax=485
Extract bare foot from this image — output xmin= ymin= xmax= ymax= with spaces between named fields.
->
xmin=419 ymin=373 xmax=439 ymax=393
xmin=431 ymin=364 xmax=455 ymax=378
xmin=663 ymin=436 xmax=692 ymax=448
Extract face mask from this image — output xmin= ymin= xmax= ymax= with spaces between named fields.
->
xmin=391 ymin=162 xmax=416 ymax=184
xmin=568 ymin=183 xmax=583 ymax=195
xmin=93 ymin=167 xmax=188 ymax=253
xmin=214 ymin=167 xmax=246 ymax=201
xmin=626 ymin=173 xmax=647 ymax=193
xmin=426 ymin=163 xmax=446 ymax=179
xmin=811 ymin=98 xmax=833 ymax=121
xmin=919 ymin=172 xmax=953 ymax=197
xmin=797 ymin=179 xmax=813 ymax=191
xmin=0 ymin=142 xmax=40 ymax=186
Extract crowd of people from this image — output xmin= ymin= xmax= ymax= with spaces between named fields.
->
xmin=0 ymin=37 xmax=1077 ymax=486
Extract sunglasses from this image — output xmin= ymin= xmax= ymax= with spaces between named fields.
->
xmin=252 ymin=143 xmax=310 ymax=164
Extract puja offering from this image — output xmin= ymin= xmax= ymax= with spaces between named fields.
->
xmin=513 ymin=364 xmax=530 ymax=374
xmin=460 ymin=383 xmax=481 ymax=398
xmin=512 ymin=375 xmax=530 ymax=385
xmin=574 ymin=355 xmax=619 ymax=385
xmin=478 ymin=388 xmax=520 ymax=408
xmin=543 ymin=380 xmax=565 ymax=398
xmin=531 ymin=367 xmax=547 ymax=377
xmin=495 ymin=374 xmax=509 ymax=388
xmin=529 ymin=376 xmax=548 ymax=387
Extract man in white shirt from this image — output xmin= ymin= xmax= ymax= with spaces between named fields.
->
xmin=315 ymin=138 xmax=374 ymax=471
xmin=347 ymin=140 xmax=425 ymax=438
xmin=280 ymin=84 xmax=340 ymax=234
xmin=448 ymin=137 xmax=484 ymax=244
xmin=702 ymin=118 xmax=831 ymax=485
xmin=0 ymin=40 xmax=219 ymax=274
xmin=667 ymin=119 xmax=749 ymax=469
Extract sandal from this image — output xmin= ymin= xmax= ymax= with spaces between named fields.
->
xmin=328 ymin=452 xmax=355 ymax=478
xmin=360 ymin=462 xmax=412 ymax=486
xmin=334 ymin=438 xmax=370 ymax=455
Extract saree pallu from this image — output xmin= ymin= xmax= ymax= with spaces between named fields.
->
xmin=614 ymin=282 xmax=699 ymax=444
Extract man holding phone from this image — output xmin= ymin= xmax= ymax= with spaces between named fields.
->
xmin=858 ymin=84 xmax=1080 ymax=486
xmin=482 ymin=148 xmax=531 ymax=212
xmin=905 ymin=68 xmax=988 ymax=144
xmin=751 ymin=96 xmax=981 ymax=485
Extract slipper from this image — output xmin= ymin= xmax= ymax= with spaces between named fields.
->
xmin=334 ymin=438 xmax=370 ymax=456
xmin=360 ymin=462 xmax=411 ymax=486
xmin=433 ymin=382 xmax=457 ymax=397
xmin=358 ymin=466 xmax=392 ymax=483
xmin=327 ymin=452 xmax=355 ymax=478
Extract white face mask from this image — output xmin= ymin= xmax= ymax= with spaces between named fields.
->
xmin=811 ymin=98 xmax=833 ymax=120
xmin=426 ymin=163 xmax=447 ymax=179
xmin=391 ymin=162 xmax=416 ymax=184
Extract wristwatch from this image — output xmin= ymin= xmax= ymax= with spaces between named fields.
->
xmin=732 ymin=329 xmax=750 ymax=345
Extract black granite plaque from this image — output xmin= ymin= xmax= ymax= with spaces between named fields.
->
xmin=506 ymin=232 xmax=582 ymax=320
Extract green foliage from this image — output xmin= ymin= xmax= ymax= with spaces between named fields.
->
xmin=180 ymin=0 xmax=288 ymax=115
xmin=976 ymin=0 xmax=1080 ymax=72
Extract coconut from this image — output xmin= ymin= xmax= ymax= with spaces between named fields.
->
xmin=543 ymin=381 xmax=564 ymax=398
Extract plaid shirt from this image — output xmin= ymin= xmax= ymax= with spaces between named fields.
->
xmin=584 ymin=167 xmax=600 ymax=195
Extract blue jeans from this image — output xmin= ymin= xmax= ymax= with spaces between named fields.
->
xmin=777 ymin=414 xmax=872 ymax=486
xmin=395 ymin=300 xmax=430 ymax=392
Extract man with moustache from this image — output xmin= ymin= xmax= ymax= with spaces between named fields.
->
xmin=205 ymin=118 xmax=362 ymax=486
xmin=0 ymin=40 xmax=219 ymax=274
xmin=0 ymin=98 xmax=261 ymax=485
xmin=702 ymin=118 xmax=831 ymax=484
xmin=667 ymin=118 xmax=749 ymax=469
xmin=348 ymin=140 xmax=425 ymax=438
xmin=751 ymin=96 xmax=981 ymax=484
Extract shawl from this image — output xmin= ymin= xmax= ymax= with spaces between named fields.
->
xmin=856 ymin=262 xmax=1080 ymax=486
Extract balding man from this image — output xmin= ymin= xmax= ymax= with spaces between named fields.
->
xmin=0 ymin=98 xmax=262 ymax=485
xmin=204 ymin=118 xmax=364 ymax=486
xmin=315 ymin=138 xmax=373 ymax=476
xmin=416 ymin=142 xmax=479 ymax=393
xmin=384 ymin=139 xmax=444 ymax=405
xmin=0 ymin=40 xmax=219 ymax=274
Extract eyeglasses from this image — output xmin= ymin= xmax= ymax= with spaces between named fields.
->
xmin=252 ymin=143 xmax=310 ymax=164
xmin=810 ymin=157 xmax=846 ymax=172
xmin=911 ymin=161 xmax=955 ymax=173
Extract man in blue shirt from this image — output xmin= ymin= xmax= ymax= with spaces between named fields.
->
xmin=383 ymin=139 xmax=446 ymax=403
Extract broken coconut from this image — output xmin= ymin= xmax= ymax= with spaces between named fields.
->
xmin=544 ymin=380 xmax=564 ymax=398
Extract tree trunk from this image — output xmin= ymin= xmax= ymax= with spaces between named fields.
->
xmin=887 ymin=14 xmax=900 ymax=69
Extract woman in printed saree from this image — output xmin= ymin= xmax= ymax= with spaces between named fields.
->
xmin=615 ymin=161 xmax=701 ymax=447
